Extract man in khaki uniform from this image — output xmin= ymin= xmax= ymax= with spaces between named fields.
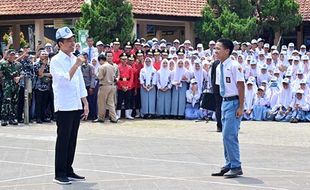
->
xmin=93 ymin=54 xmax=118 ymax=123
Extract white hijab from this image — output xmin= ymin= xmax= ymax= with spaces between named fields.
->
xmin=192 ymin=60 xmax=204 ymax=92
xmin=173 ymin=60 xmax=188 ymax=83
xmin=158 ymin=59 xmax=171 ymax=87
xmin=244 ymin=84 xmax=256 ymax=109
xmin=141 ymin=57 xmax=156 ymax=86
xmin=278 ymin=83 xmax=293 ymax=107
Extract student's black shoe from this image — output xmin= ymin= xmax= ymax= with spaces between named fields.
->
xmin=53 ymin=177 xmax=72 ymax=185
xmin=1 ymin=121 xmax=8 ymax=126
xmin=217 ymin=127 xmax=222 ymax=132
xmin=43 ymin=118 xmax=51 ymax=123
xmin=9 ymin=119 xmax=18 ymax=125
xmin=92 ymin=118 xmax=105 ymax=123
xmin=67 ymin=173 xmax=85 ymax=181
xmin=18 ymin=119 xmax=24 ymax=123
xmin=224 ymin=168 xmax=243 ymax=178
xmin=110 ymin=119 xmax=118 ymax=123
xmin=211 ymin=167 xmax=230 ymax=176
xmin=36 ymin=119 xmax=43 ymax=124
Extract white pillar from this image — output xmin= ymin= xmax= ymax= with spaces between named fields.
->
xmin=35 ymin=19 xmax=44 ymax=48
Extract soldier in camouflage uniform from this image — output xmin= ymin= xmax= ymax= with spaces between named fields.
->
xmin=0 ymin=50 xmax=22 ymax=126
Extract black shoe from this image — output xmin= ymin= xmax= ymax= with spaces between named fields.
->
xmin=224 ymin=168 xmax=243 ymax=178
xmin=1 ymin=121 xmax=8 ymax=126
xmin=43 ymin=118 xmax=51 ymax=123
xmin=211 ymin=167 xmax=230 ymax=176
xmin=67 ymin=173 xmax=85 ymax=181
xmin=18 ymin=119 xmax=24 ymax=123
xmin=9 ymin=119 xmax=18 ymax=125
xmin=217 ymin=127 xmax=222 ymax=132
xmin=110 ymin=119 xmax=118 ymax=123
xmin=36 ymin=119 xmax=43 ymax=124
xmin=92 ymin=118 xmax=105 ymax=123
xmin=53 ymin=177 xmax=72 ymax=185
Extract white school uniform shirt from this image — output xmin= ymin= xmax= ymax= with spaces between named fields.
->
xmin=156 ymin=68 xmax=172 ymax=89
xmin=253 ymin=94 xmax=269 ymax=106
xmin=82 ymin=46 xmax=98 ymax=62
xmin=245 ymin=67 xmax=258 ymax=80
xmin=50 ymin=50 xmax=88 ymax=111
xmin=276 ymin=87 xmax=293 ymax=109
xmin=292 ymin=78 xmax=304 ymax=92
xmin=289 ymin=96 xmax=309 ymax=111
xmin=244 ymin=88 xmax=256 ymax=110
xmin=219 ymin=58 xmax=245 ymax=97
xmin=186 ymin=89 xmax=201 ymax=107
xmin=257 ymin=72 xmax=271 ymax=86
xmin=266 ymin=87 xmax=279 ymax=109
xmin=215 ymin=63 xmax=220 ymax=85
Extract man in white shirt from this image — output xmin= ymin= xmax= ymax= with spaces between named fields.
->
xmin=212 ymin=39 xmax=245 ymax=178
xmin=82 ymin=36 xmax=98 ymax=63
xmin=50 ymin=27 xmax=89 ymax=185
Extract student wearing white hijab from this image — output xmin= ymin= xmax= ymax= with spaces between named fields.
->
xmin=140 ymin=57 xmax=157 ymax=119
xmin=288 ymin=89 xmax=309 ymax=123
xmin=191 ymin=59 xmax=208 ymax=93
xmin=156 ymin=59 xmax=172 ymax=118
xmin=170 ymin=59 xmax=190 ymax=119
xmin=169 ymin=59 xmax=175 ymax=71
xmin=252 ymin=86 xmax=269 ymax=121
xmin=243 ymin=80 xmax=256 ymax=120
xmin=185 ymin=79 xmax=203 ymax=120
xmin=274 ymin=78 xmax=294 ymax=121
xmin=184 ymin=59 xmax=192 ymax=71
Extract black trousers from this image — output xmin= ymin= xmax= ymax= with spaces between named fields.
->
xmin=35 ymin=90 xmax=49 ymax=120
xmin=117 ymin=89 xmax=132 ymax=110
xmin=55 ymin=110 xmax=81 ymax=178
xmin=133 ymin=88 xmax=141 ymax=109
xmin=214 ymin=93 xmax=223 ymax=128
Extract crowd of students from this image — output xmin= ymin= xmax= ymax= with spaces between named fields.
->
xmin=1 ymin=36 xmax=310 ymax=126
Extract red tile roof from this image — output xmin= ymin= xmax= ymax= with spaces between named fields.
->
xmin=297 ymin=0 xmax=310 ymax=21
xmin=129 ymin=0 xmax=208 ymax=17
xmin=0 ymin=0 xmax=84 ymax=16
xmin=0 ymin=0 xmax=309 ymax=21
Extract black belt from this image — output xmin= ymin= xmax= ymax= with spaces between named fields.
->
xmin=223 ymin=95 xmax=239 ymax=101
xmin=119 ymin=78 xmax=130 ymax=81
xmin=99 ymin=84 xmax=114 ymax=86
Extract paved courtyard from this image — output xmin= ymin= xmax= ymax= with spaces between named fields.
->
xmin=0 ymin=119 xmax=309 ymax=190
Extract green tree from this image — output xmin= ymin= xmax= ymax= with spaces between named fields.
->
xmin=195 ymin=5 xmax=257 ymax=45
xmin=196 ymin=0 xmax=302 ymax=44
xmin=76 ymin=0 xmax=134 ymax=44
xmin=255 ymin=0 xmax=302 ymax=42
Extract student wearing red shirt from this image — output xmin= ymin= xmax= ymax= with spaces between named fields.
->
xmin=153 ymin=49 xmax=161 ymax=70
xmin=132 ymin=50 xmax=144 ymax=117
xmin=112 ymin=38 xmax=123 ymax=65
xmin=116 ymin=53 xmax=134 ymax=120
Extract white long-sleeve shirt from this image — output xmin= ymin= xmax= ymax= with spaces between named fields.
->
xmin=50 ymin=50 xmax=88 ymax=111
xmin=186 ymin=90 xmax=201 ymax=107
xmin=289 ymin=96 xmax=310 ymax=111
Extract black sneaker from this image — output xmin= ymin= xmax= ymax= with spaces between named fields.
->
xmin=36 ymin=119 xmax=43 ymax=124
xmin=92 ymin=118 xmax=105 ymax=123
xmin=1 ymin=121 xmax=8 ymax=126
xmin=9 ymin=119 xmax=18 ymax=125
xmin=67 ymin=173 xmax=85 ymax=181
xmin=53 ymin=177 xmax=72 ymax=185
